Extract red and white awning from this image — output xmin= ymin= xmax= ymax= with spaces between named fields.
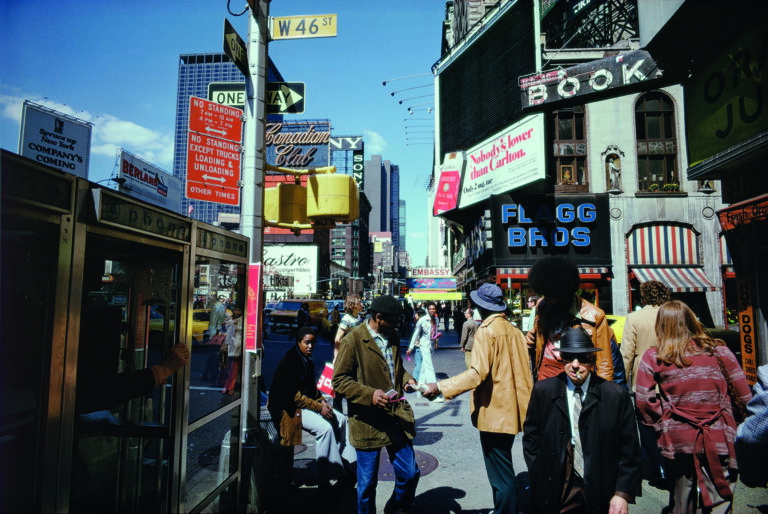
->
xmin=632 ymin=267 xmax=717 ymax=293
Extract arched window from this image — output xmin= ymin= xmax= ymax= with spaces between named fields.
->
xmin=552 ymin=106 xmax=587 ymax=192
xmin=636 ymin=92 xmax=678 ymax=192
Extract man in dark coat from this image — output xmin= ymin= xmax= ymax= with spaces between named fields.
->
xmin=523 ymin=327 xmax=641 ymax=514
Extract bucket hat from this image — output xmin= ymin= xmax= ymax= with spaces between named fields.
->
xmin=469 ymin=283 xmax=506 ymax=312
xmin=559 ymin=327 xmax=602 ymax=353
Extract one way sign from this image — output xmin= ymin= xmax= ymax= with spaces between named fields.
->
xmin=266 ymin=82 xmax=305 ymax=114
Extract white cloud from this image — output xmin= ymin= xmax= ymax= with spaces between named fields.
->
xmin=409 ymin=231 xmax=425 ymax=239
xmin=362 ymin=129 xmax=387 ymax=155
xmin=0 ymin=91 xmax=174 ymax=169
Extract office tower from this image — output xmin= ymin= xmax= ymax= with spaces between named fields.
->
xmin=172 ymin=53 xmax=283 ymax=226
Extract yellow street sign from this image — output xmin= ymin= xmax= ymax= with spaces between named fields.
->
xmin=270 ymin=14 xmax=337 ymax=40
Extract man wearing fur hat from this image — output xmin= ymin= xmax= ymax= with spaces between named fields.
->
xmin=333 ymin=295 xmax=419 ymax=514
xmin=423 ymin=283 xmax=533 ymax=514
xmin=523 ymin=327 xmax=641 ymax=513
xmin=526 ymin=256 xmax=614 ymax=382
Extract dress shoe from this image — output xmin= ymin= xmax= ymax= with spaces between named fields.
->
xmin=318 ymin=482 xmax=341 ymax=504
xmin=383 ymin=502 xmax=409 ymax=514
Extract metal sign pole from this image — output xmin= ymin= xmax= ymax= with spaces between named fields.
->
xmin=241 ymin=0 xmax=268 ymax=450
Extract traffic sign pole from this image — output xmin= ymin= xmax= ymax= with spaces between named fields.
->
xmin=240 ymin=0 xmax=268 ymax=463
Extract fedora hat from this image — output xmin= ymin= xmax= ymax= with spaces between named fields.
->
xmin=469 ymin=283 xmax=506 ymax=312
xmin=559 ymin=327 xmax=602 ymax=353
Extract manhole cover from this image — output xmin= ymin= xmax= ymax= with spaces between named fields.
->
xmin=377 ymin=448 xmax=438 ymax=481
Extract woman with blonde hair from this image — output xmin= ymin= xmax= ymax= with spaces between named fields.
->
xmin=332 ymin=294 xmax=364 ymax=411
xmin=636 ymin=300 xmax=751 ymax=513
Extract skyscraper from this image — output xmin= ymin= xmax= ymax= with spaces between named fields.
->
xmin=172 ymin=53 xmax=283 ymax=225
xmin=364 ymin=154 xmax=400 ymax=242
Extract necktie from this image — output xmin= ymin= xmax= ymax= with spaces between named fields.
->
xmin=572 ymin=386 xmax=584 ymax=477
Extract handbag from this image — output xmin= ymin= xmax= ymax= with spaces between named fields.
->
xmin=712 ymin=349 xmax=748 ymax=423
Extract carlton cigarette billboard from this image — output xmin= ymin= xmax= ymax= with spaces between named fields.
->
xmin=458 ymin=114 xmax=545 ymax=210
xmin=19 ymin=100 xmax=92 ymax=179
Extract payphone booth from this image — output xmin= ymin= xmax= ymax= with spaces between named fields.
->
xmin=1 ymin=150 xmax=249 ymax=513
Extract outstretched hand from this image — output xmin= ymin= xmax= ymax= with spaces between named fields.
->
xmin=422 ymin=383 xmax=440 ymax=398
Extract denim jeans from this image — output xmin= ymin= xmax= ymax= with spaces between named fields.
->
xmin=356 ymin=431 xmax=420 ymax=514
xmin=411 ymin=347 xmax=423 ymax=383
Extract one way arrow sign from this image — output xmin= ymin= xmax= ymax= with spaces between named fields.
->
xmin=266 ymin=82 xmax=305 ymax=114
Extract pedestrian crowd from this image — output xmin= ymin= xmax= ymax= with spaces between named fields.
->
xmin=265 ymin=256 xmax=767 ymax=514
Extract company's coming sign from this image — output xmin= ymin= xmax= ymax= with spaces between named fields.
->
xmin=19 ymin=101 xmax=92 ymax=179
xmin=266 ymin=121 xmax=330 ymax=168
xmin=263 ymin=245 xmax=318 ymax=295
xmin=459 ymin=114 xmax=545 ymax=209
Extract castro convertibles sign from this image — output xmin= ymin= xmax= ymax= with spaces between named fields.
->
xmin=491 ymin=194 xmax=610 ymax=265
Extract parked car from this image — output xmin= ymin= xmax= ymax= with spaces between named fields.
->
xmin=605 ymin=314 xmax=627 ymax=345
xmin=269 ymin=299 xmax=329 ymax=333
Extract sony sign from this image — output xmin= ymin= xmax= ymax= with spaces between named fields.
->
xmin=519 ymin=50 xmax=660 ymax=108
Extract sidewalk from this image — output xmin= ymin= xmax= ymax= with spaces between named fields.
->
xmin=261 ymin=323 xmax=768 ymax=513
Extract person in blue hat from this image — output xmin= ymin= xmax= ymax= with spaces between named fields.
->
xmin=523 ymin=327 xmax=641 ymax=514
xmin=423 ymin=283 xmax=533 ymax=514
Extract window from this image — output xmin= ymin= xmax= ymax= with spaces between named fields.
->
xmin=552 ymin=106 xmax=587 ymax=190
xmin=636 ymin=92 xmax=678 ymax=192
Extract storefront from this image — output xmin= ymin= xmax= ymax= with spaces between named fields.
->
xmin=1 ymin=150 xmax=250 ymax=513
xmin=446 ymin=193 xmax=612 ymax=326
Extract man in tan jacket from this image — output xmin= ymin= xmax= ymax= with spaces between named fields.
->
xmin=619 ymin=280 xmax=670 ymax=487
xmin=423 ymin=283 xmax=533 ymax=514
xmin=620 ymin=280 xmax=670 ymax=391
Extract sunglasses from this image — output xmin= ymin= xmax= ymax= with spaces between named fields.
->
xmin=561 ymin=353 xmax=592 ymax=363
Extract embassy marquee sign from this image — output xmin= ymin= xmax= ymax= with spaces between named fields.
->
xmin=519 ymin=50 xmax=660 ymax=108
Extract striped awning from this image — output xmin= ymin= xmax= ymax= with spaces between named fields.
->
xmin=632 ymin=267 xmax=717 ymax=292
xmin=496 ymin=266 xmax=609 ymax=277
xmin=627 ymin=225 xmax=701 ymax=266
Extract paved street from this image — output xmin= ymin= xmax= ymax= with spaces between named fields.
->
xmin=258 ymin=321 xmax=768 ymax=513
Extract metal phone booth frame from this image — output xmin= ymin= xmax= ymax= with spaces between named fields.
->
xmin=0 ymin=150 xmax=250 ymax=513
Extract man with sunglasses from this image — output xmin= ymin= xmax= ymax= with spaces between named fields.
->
xmin=333 ymin=295 xmax=420 ymax=514
xmin=523 ymin=327 xmax=641 ymax=514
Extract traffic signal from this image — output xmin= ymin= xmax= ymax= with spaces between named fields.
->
xmin=307 ymin=173 xmax=359 ymax=222
xmin=264 ymin=182 xmax=309 ymax=226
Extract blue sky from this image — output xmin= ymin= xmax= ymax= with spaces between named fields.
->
xmin=0 ymin=0 xmax=443 ymax=266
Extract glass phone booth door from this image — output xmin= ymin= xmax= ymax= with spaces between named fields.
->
xmin=70 ymin=232 xmax=184 ymax=513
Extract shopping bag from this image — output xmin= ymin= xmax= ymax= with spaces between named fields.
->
xmin=317 ymin=362 xmax=335 ymax=397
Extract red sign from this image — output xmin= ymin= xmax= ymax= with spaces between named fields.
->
xmin=186 ymin=132 xmax=241 ymax=205
xmin=246 ymin=264 xmax=263 ymax=351
xmin=189 ymin=96 xmax=243 ymax=143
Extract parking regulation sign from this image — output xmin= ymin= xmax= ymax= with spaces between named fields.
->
xmin=186 ymin=97 xmax=243 ymax=205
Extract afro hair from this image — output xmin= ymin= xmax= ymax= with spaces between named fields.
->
xmin=639 ymin=280 xmax=671 ymax=306
xmin=528 ymin=256 xmax=580 ymax=301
